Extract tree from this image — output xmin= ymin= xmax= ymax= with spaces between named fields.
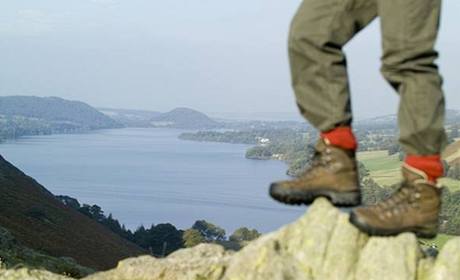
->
xmin=78 ymin=204 xmax=105 ymax=222
xmin=447 ymin=163 xmax=460 ymax=180
xmin=387 ymin=144 xmax=400 ymax=156
xmin=245 ymin=146 xmax=273 ymax=159
xmin=192 ymin=220 xmax=226 ymax=242
xmin=450 ymin=127 xmax=459 ymax=139
xmin=183 ymin=229 xmax=205 ymax=248
xmin=131 ymin=224 xmax=184 ymax=256
xmin=398 ymin=150 xmax=405 ymax=161
xmin=439 ymin=189 xmax=460 ymax=235
xmin=132 ymin=225 xmax=149 ymax=248
xmin=100 ymin=214 xmax=133 ymax=240
xmin=358 ymin=161 xmax=369 ymax=178
xmin=55 ymin=195 xmax=81 ymax=209
xmin=229 ymin=227 xmax=261 ymax=242
xmin=360 ymin=177 xmax=391 ymax=205
xmin=147 ymin=224 xmax=184 ymax=256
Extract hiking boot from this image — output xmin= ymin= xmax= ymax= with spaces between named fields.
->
xmin=269 ymin=138 xmax=360 ymax=206
xmin=349 ymin=164 xmax=442 ymax=238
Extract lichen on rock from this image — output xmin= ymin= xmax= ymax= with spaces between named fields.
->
xmin=1 ymin=198 xmax=459 ymax=280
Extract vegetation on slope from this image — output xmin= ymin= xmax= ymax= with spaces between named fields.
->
xmin=0 ymin=155 xmax=145 ymax=270
xmin=56 ymin=196 xmax=261 ymax=257
xmin=0 ymin=226 xmax=93 ymax=278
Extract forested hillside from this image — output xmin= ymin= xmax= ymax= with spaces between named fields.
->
xmin=0 ymin=155 xmax=145 ymax=270
xmin=0 ymin=96 xmax=121 ymax=141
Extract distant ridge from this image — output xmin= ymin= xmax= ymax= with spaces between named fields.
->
xmin=151 ymin=107 xmax=220 ymax=129
xmin=99 ymin=107 xmax=221 ymax=129
xmin=98 ymin=108 xmax=161 ymax=128
xmin=357 ymin=109 xmax=460 ymax=126
xmin=0 ymin=96 xmax=121 ymax=130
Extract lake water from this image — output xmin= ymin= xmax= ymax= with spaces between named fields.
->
xmin=0 ymin=128 xmax=305 ymax=233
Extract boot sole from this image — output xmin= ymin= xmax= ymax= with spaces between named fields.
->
xmin=269 ymin=183 xmax=361 ymax=207
xmin=349 ymin=211 xmax=438 ymax=239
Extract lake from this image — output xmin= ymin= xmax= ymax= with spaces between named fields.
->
xmin=0 ymin=128 xmax=305 ymax=233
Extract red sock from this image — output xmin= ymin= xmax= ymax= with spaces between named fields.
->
xmin=320 ymin=126 xmax=357 ymax=151
xmin=405 ymin=155 xmax=443 ymax=183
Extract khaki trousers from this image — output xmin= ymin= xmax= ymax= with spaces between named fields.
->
xmin=289 ymin=0 xmax=447 ymax=155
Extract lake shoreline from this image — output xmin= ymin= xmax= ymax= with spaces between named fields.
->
xmin=0 ymin=128 xmax=304 ymax=234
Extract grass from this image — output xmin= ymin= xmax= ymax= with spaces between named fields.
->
xmin=439 ymin=178 xmax=460 ymax=192
xmin=420 ymin=234 xmax=455 ymax=250
xmin=358 ymin=150 xmax=460 ymax=191
xmin=357 ymin=151 xmax=401 ymax=186
xmin=442 ymin=140 xmax=460 ymax=163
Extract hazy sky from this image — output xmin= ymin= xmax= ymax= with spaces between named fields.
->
xmin=0 ymin=0 xmax=458 ymax=119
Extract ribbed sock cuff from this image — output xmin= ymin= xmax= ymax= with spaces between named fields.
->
xmin=320 ymin=126 xmax=357 ymax=151
xmin=405 ymin=155 xmax=444 ymax=183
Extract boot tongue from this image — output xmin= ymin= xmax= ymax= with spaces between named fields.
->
xmin=315 ymin=138 xmax=327 ymax=152
xmin=402 ymin=164 xmax=429 ymax=183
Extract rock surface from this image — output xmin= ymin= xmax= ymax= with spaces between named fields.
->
xmin=1 ymin=198 xmax=459 ymax=280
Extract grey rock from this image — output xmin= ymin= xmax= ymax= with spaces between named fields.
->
xmin=354 ymin=234 xmax=421 ymax=280
xmin=85 ymin=243 xmax=231 ymax=280
xmin=430 ymin=238 xmax=460 ymax=280
xmin=417 ymin=258 xmax=435 ymax=280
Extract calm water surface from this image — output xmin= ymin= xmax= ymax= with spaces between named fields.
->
xmin=0 ymin=128 xmax=305 ymax=233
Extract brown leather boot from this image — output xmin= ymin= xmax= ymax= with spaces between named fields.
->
xmin=269 ymin=138 xmax=360 ymax=206
xmin=350 ymin=164 xmax=442 ymax=238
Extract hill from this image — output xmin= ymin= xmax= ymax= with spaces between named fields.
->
xmin=0 ymin=96 xmax=121 ymax=140
xmin=355 ymin=109 xmax=460 ymax=127
xmin=99 ymin=107 xmax=222 ymax=129
xmin=0 ymin=155 xmax=146 ymax=271
xmin=2 ymin=198 xmax=459 ymax=279
xmin=151 ymin=108 xmax=220 ymax=129
xmin=0 ymin=225 xmax=93 ymax=278
xmin=98 ymin=108 xmax=161 ymax=128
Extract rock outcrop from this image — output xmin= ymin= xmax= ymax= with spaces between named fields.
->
xmin=1 ymin=198 xmax=459 ymax=280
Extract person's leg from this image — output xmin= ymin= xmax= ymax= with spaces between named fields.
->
xmin=270 ymin=0 xmax=377 ymax=206
xmin=350 ymin=0 xmax=445 ymax=237
xmin=289 ymin=0 xmax=377 ymax=134
xmin=378 ymin=0 xmax=447 ymax=175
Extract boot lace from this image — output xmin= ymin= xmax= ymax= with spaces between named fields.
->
xmin=310 ymin=148 xmax=332 ymax=167
xmin=374 ymin=182 xmax=421 ymax=219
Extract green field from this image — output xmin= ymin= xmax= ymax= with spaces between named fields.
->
xmin=358 ymin=150 xmax=460 ymax=192
xmin=357 ymin=150 xmax=401 ymax=186
xmin=443 ymin=139 xmax=460 ymax=163
xmin=420 ymin=234 xmax=454 ymax=250
xmin=439 ymin=177 xmax=460 ymax=192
